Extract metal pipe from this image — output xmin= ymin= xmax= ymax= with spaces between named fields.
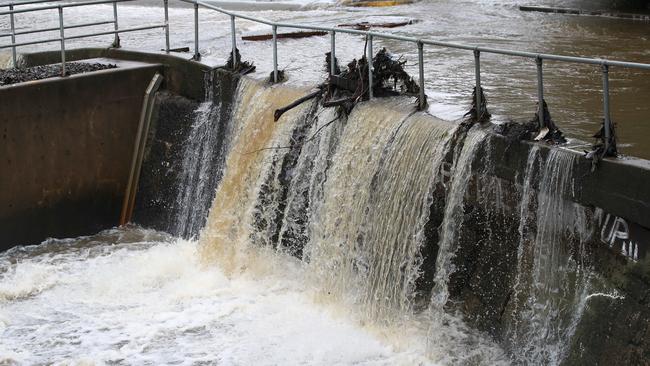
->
xmin=367 ymin=34 xmax=373 ymax=99
xmin=0 ymin=36 xmax=61 ymax=49
xmin=62 ymin=24 xmax=166 ymax=40
xmin=9 ymin=3 xmax=16 ymax=67
xmin=474 ymin=49 xmax=482 ymax=119
xmin=330 ymin=30 xmax=335 ymax=76
xmin=272 ymin=25 xmax=278 ymax=82
xmin=112 ymin=1 xmax=120 ymax=47
xmin=418 ymin=41 xmax=425 ymax=110
xmin=58 ymin=6 xmax=66 ymax=77
xmin=163 ymin=0 xmax=169 ymax=53
xmin=193 ymin=2 xmax=200 ymax=60
xmin=120 ymin=73 xmax=164 ymax=226
xmin=536 ymin=56 xmax=545 ymax=129
xmin=1 ymin=0 xmax=148 ymax=15
xmin=602 ymin=64 xmax=611 ymax=150
xmin=230 ymin=15 xmax=237 ymax=70
xmin=0 ymin=20 xmax=117 ymax=38
xmin=0 ymin=24 xmax=166 ymax=49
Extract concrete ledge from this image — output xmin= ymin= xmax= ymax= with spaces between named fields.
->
xmin=18 ymin=48 xmax=212 ymax=101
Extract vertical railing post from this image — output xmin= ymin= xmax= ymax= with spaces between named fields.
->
xmin=330 ymin=30 xmax=335 ymax=76
xmin=163 ymin=0 xmax=170 ymax=53
xmin=230 ymin=15 xmax=237 ymax=70
xmin=602 ymin=63 xmax=612 ymax=151
xmin=193 ymin=2 xmax=200 ymax=60
xmin=9 ymin=4 xmax=17 ymax=68
xmin=474 ymin=49 xmax=482 ymax=118
xmin=111 ymin=1 xmax=120 ymax=47
xmin=417 ymin=41 xmax=426 ymax=110
xmin=536 ymin=56 xmax=545 ymax=129
xmin=58 ymin=6 xmax=66 ymax=77
xmin=367 ymin=34 xmax=373 ymax=99
xmin=272 ymin=25 xmax=278 ymax=82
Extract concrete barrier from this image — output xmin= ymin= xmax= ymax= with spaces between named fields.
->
xmin=0 ymin=61 xmax=161 ymax=249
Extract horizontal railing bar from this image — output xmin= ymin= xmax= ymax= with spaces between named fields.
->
xmin=189 ymin=0 xmax=650 ymax=71
xmin=0 ymin=0 xmax=141 ymax=15
xmin=0 ymin=0 xmax=57 ymax=7
xmin=0 ymin=36 xmax=59 ymax=48
xmin=2 ymin=0 xmax=649 ymax=72
xmin=64 ymin=24 xmax=165 ymax=40
xmin=0 ymin=24 xmax=164 ymax=48
xmin=0 ymin=20 xmax=115 ymax=38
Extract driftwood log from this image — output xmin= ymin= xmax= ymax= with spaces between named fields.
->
xmin=242 ymin=31 xmax=328 ymax=41
xmin=337 ymin=20 xmax=414 ymax=30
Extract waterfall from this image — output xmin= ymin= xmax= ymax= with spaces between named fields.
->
xmin=429 ymin=127 xmax=486 ymax=314
xmin=170 ymin=72 xmax=233 ymax=239
xmin=184 ymin=76 xmax=604 ymax=365
xmin=507 ymin=148 xmax=595 ymax=365
xmin=198 ymin=78 xmax=312 ymax=273
xmin=306 ymin=100 xmax=456 ymax=322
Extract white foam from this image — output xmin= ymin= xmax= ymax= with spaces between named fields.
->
xmin=0 ymin=229 xmax=438 ymax=365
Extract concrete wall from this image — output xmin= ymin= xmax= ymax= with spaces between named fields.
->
xmin=0 ymin=63 xmax=161 ymax=249
xmin=19 ymin=48 xmax=212 ymax=101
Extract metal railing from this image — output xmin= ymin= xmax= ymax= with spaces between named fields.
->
xmin=2 ymin=0 xmax=650 ymax=149
xmin=0 ymin=0 xmax=169 ymax=75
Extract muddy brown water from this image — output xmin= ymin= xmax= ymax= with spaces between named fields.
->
xmin=1 ymin=0 xmax=649 ymax=158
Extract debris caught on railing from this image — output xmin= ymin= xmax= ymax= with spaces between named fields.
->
xmin=226 ymin=48 xmax=256 ymax=75
xmin=274 ymin=88 xmax=324 ymax=121
xmin=464 ymin=86 xmax=490 ymax=123
xmin=242 ymin=31 xmax=328 ymax=42
xmin=337 ymin=20 xmax=416 ymax=30
xmin=585 ymin=119 xmax=618 ymax=169
xmin=323 ymin=47 xmax=423 ymax=111
xmin=273 ymin=47 xmax=424 ymax=122
xmin=268 ymin=69 xmax=287 ymax=84
xmin=532 ymin=100 xmax=566 ymax=144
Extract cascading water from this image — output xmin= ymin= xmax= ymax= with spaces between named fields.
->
xmin=196 ymin=82 xmax=509 ymax=363
xmin=506 ymin=148 xmax=595 ymax=365
xmin=169 ymin=72 xmax=234 ymax=239
xmin=1 ymin=73 xmax=617 ymax=364
xmin=306 ymin=101 xmax=456 ymax=322
xmin=429 ymin=127 xmax=487 ymax=315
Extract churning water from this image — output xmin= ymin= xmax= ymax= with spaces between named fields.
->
xmin=0 ymin=228 xmax=439 ymax=364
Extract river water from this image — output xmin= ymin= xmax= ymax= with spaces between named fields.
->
xmin=1 ymin=0 xmax=649 ymax=157
xmin=0 ymin=1 xmax=645 ymax=364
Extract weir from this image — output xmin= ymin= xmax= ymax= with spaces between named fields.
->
xmin=125 ymin=61 xmax=649 ymax=363
xmin=2 ymin=44 xmax=650 ymax=366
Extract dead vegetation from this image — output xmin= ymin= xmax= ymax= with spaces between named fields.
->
xmin=273 ymin=47 xmax=425 ymax=122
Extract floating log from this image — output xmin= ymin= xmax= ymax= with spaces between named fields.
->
xmin=337 ymin=20 xmax=413 ymax=30
xmin=242 ymin=31 xmax=328 ymax=42
xmin=339 ymin=0 xmax=415 ymax=7
xmin=519 ymin=5 xmax=650 ymax=20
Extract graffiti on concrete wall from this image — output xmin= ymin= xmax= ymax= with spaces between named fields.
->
xmin=600 ymin=213 xmax=641 ymax=261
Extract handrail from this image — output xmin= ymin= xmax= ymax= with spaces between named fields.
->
xmin=0 ymin=20 xmax=116 ymax=38
xmin=2 ymin=0 xmax=650 ymax=154
xmin=0 ymin=0 xmax=57 ymax=7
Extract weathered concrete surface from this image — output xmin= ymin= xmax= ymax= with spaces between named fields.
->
xmin=19 ymin=48 xmax=212 ymax=101
xmin=0 ymin=62 xmax=161 ymax=249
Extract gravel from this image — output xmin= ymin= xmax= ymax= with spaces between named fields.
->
xmin=0 ymin=62 xmax=117 ymax=86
